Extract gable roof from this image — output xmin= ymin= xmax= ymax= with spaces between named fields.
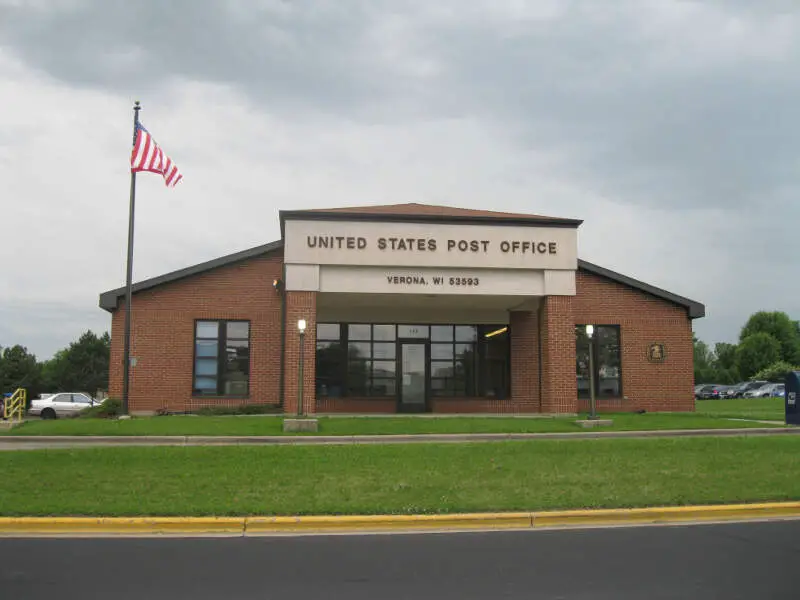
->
xmin=280 ymin=202 xmax=582 ymax=230
xmin=578 ymin=260 xmax=705 ymax=319
xmin=99 ymin=240 xmax=704 ymax=318
xmin=98 ymin=241 xmax=283 ymax=311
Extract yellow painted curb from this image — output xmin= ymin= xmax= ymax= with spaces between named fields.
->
xmin=0 ymin=517 xmax=245 ymax=535
xmin=1 ymin=503 xmax=799 ymax=536
xmin=245 ymin=513 xmax=533 ymax=533
xmin=531 ymin=502 xmax=800 ymax=529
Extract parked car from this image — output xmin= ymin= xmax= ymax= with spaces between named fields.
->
xmin=729 ymin=381 xmax=768 ymax=398
xmin=28 ymin=392 xmax=100 ymax=419
xmin=743 ymin=383 xmax=785 ymax=398
xmin=696 ymin=384 xmax=727 ymax=399
xmin=723 ymin=384 xmax=744 ymax=398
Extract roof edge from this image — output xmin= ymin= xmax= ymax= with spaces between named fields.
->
xmin=279 ymin=209 xmax=583 ymax=233
xmin=98 ymin=240 xmax=284 ymax=312
xmin=578 ymin=259 xmax=705 ymax=319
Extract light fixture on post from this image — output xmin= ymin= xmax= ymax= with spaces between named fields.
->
xmin=585 ymin=324 xmax=597 ymax=420
xmin=297 ymin=319 xmax=307 ymax=417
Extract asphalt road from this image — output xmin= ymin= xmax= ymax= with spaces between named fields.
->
xmin=1 ymin=520 xmax=798 ymax=599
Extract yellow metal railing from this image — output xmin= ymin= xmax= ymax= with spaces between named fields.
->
xmin=3 ymin=388 xmax=26 ymax=424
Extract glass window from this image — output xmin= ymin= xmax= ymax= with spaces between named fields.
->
xmin=575 ymin=325 xmax=622 ymax=399
xmin=348 ymin=342 xmax=371 ymax=359
xmin=372 ymin=361 xmax=396 ymax=378
xmin=455 ymin=326 xmax=477 ymax=342
xmin=192 ymin=320 xmax=250 ymax=397
xmin=318 ymin=323 xmax=398 ymax=398
xmin=431 ymin=326 xmax=453 ymax=342
xmin=430 ymin=326 xmax=485 ymax=397
xmin=196 ymin=321 xmax=219 ymax=338
xmin=194 ymin=377 xmax=216 ymax=392
xmin=348 ymin=324 xmax=371 ymax=340
xmin=73 ymin=394 xmax=92 ymax=404
xmin=316 ymin=341 xmax=344 ymax=397
xmin=372 ymin=343 xmax=396 ymax=360
xmin=226 ymin=322 xmax=249 ymax=339
xmin=373 ymin=325 xmax=396 ymax=341
xmin=195 ymin=340 xmax=217 ymax=357
xmin=314 ymin=322 xmax=511 ymax=400
xmin=431 ymin=344 xmax=454 ymax=360
xmin=195 ymin=359 xmax=217 ymax=376
xmin=431 ymin=361 xmax=454 ymax=378
xmin=317 ymin=323 xmax=341 ymax=340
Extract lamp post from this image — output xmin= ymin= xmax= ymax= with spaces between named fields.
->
xmin=585 ymin=324 xmax=597 ymax=420
xmin=297 ymin=319 xmax=307 ymax=417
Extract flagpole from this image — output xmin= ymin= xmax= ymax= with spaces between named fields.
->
xmin=121 ymin=100 xmax=141 ymax=415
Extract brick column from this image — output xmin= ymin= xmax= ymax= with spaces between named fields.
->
xmin=283 ymin=291 xmax=317 ymax=415
xmin=541 ymin=295 xmax=578 ymax=414
xmin=510 ymin=310 xmax=540 ymax=412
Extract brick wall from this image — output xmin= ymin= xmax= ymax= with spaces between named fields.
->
xmin=510 ymin=310 xmax=540 ymax=412
xmin=108 ymin=252 xmax=284 ymax=414
xmin=541 ymin=296 xmax=579 ymax=413
xmin=573 ymin=270 xmax=694 ymax=412
xmin=283 ymin=291 xmax=317 ymax=415
xmin=317 ymin=397 xmax=396 ymax=413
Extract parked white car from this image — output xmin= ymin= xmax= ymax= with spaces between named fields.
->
xmin=743 ymin=383 xmax=785 ymax=398
xmin=28 ymin=392 xmax=100 ymax=419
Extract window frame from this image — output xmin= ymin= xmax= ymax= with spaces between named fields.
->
xmin=192 ymin=319 xmax=251 ymax=398
xmin=575 ymin=324 xmax=623 ymax=400
xmin=429 ymin=325 xmax=479 ymax=397
xmin=315 ymin=322 xmax=511 ymax=400
xmin=346 ymin=324 xmax=398 ymax=397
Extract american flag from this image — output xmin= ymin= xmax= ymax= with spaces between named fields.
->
xmin=130 ymin=122 xmax=183 ymax=187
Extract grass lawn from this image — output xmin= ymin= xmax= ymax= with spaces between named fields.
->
xmin=1 ymin=436 xmax=798 ymax=516
xmin=696 ymin=397 xmax=784 ymax=421
xmin=0 ymin=411 xmax=782 ymax=437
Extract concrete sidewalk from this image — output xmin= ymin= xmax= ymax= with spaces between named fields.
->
xmin=0 ymin=426 xmax=797 ymax=449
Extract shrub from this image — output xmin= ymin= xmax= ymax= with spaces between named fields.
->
xmin=752 ymin=361 xmax=800 ymax=383
xmin=78 ymin=398 xmax=123 ymax=419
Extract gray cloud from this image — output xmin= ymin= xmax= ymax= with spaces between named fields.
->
xmin=4 ymin=0 xmax=800 ymax=211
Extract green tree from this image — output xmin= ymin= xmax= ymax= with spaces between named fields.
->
xmin=693 ymin=333 xmax=718 ymax=383
xmin=740 ymin=311 xmax=800 ymax=364
xmin=714 ymin=342 xmax=738 ymax=371
xmin=0 ymin=345 xmax=42 ymax=398
xmin=41 ymin=331 xmax=110 ymax=394
xmin=736 ymin=332 xmax=781 ymax=379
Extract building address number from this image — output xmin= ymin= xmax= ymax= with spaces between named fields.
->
xmin=450 ymin=277 xmax=479 ymax=286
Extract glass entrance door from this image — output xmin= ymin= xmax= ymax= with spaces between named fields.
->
xmin=399 ymin=343 xmax=428 ymax=413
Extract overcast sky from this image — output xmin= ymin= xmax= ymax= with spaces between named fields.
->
xmin=2 ymin=0 xmax=799 ymax=360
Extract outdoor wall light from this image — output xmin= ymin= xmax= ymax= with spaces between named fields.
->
xmin=296 ymin=318 xmax=307 ymax=417
xmin=585 ymin=324 xmax=597 ymax=420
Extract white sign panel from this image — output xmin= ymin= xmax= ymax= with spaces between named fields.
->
xmin=284 ymin=219 xmax=578 ymax=271
xmin=314 ymin=265 xmax=575 ymax=296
